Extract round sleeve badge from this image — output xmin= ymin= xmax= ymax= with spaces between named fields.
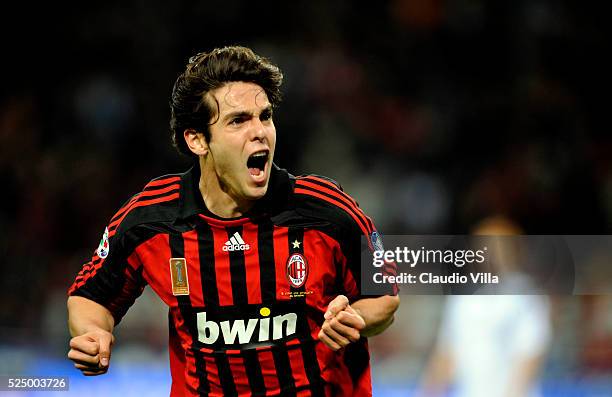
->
xmin=96 ymin=227 xmax=110 ymax=259
xmin=371 ymin=231 xmax=384 ymax=252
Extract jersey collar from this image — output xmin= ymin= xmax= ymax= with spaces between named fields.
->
xmin=177 ymin=162 xmax=293 ymax=221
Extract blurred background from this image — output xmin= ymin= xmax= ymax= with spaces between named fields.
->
xmin=1 ymin=0 xmax=611 ymax=396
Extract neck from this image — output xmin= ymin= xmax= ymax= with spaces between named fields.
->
xmin=198 ymin=157 xmax=255 ymax=218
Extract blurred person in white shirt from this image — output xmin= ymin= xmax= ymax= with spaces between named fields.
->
xmin=419 ymin=215 xmax=552 ymax=397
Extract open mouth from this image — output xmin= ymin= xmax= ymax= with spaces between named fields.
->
xmin=247 ymin=150 xmax=269 ymax=177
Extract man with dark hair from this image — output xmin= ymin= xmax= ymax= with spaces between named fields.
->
xmin=67 ymin=45 xmax=399 ymax=397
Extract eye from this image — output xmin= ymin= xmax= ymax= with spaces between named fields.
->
xmin=260 ymin=109 xmax=273 ymax=121
xmin=229 ymin=116 xmax=246 ymax=126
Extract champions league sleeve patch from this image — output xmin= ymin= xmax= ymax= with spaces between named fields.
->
xmin=371 ymin=231 xmax=384 ymax=252
xmin=96 ymin=227 xmax=110 ymax=259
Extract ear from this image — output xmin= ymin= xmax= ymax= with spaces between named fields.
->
xmin=183 ymin=129 xmax=209 ymax=156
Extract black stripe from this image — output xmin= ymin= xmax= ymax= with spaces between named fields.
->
xmin=300 ymin=340 xmax=325 ymax=396
xmin=272 ymin=345 xmax=297 ymax=396
xmin=148 ymin=174 xmax=181 ymax=184
xmin=242 ymin=349 xmax=266 ymax=396
xmin=296 ymin=180 xmax=368 ymax=228
xmin=257 ymin=220 xmax=278 ymax=395
xmin=109 ymin=196 xmax=138 ymax=223
xmin=144 ymin=181 xmax=181 ymax=191
xmin=134 ymin=188 xmax=181 ymax=202
xmin=224 ymin=224 xmax=267 ymax=394
xmin=299 ymin=176 xmax=358 ymax=208
xmin=344 ymin=340 xmax=371 ymax=390
xmin=227 ymin=226 xmax=248 ymax=306
xmin=78 ymin=262 xmax=98 ymax=277
xmin=288 ymin=227 xmax=304 ymax=254
xmin=169 ymin=232 xmax=210 ymax=395
xmin=288 ymin=227 xmax=305 ymax=295
xmin=110 ymin=187 xmax=180 ymax=223
xmin=197 ymin=223 xmax=219 ymax=308
xmin=295 ymin=184 xmax=371 ymax=235
xmin=258 ymin=220 xmax=276 ymax=305
xmin=75 ymin=267 xmax=90 ymax=280
xmin=299 ymin=176 xmax=341 ymax=191
xmin=195 ymin=223 xmax=237 ymax=396
xmin=108 ymin=195 xmax=180 ymax=234
xmin=215 ymin=352 xmax=237 ymax=396
xmin=288 ymin=227 xmax=325 ymax=395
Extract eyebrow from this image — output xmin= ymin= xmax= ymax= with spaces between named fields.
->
xmin=221 ymin=105 xmax=273 ymax=122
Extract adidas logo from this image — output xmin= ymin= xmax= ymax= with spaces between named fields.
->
xmin=223 ymin=232 xmax=251 ymax=252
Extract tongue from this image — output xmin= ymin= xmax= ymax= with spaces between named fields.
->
xmin=249 ymin=167 xmax=261 ymax=176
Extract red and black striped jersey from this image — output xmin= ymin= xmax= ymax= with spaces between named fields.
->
xmin=68 ymin=164 xmax=396 ymax=397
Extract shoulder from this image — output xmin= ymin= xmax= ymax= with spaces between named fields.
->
xmin=107 ymin=172 xmax=183 ymax=239
xmin=292 ymin=174 xmax=375 ymax=237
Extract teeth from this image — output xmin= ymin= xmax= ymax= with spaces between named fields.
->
xmin=247 ymin=151 xmax=268 ymax=171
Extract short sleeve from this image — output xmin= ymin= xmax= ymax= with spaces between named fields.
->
xmin=294 ymin=174 xmax=398 ymax=300
xmin=68 ymin=214 xmax=147 ymax=325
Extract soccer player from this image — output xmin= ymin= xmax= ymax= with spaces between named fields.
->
xmin=67 ymin=46 xmax=399 ymax=396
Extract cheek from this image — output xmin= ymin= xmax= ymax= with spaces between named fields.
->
xmin=218 ymin=150 xmax=243 ymax=172
xmin=210 ymin=143 xmax=236 ymax=172
xmin=268 ymin=127 xmax=277 ymax=148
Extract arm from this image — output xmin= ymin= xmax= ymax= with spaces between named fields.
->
xmin=318 ymin=294 xmax=399 ymax=351
xmin=67 ymin=296 xmax=116 ymax=376
xmin=352 ymin=295 xmax=400 ymax=337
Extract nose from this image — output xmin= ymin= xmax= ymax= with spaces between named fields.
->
xmin=250 ymin=118 xmax=266 ymax=141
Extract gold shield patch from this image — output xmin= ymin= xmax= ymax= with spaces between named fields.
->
xmin=169 ymin=258 xmax=189 ymax=296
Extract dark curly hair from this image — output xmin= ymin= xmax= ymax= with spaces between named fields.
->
xmin=169 ymin=46 xmax=283 ymax=157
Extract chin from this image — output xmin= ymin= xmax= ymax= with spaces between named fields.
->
xmin=246 ymin=184 xmax=268 ymax=200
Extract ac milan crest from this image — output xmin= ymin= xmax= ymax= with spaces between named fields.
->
xmin=286 ymin=253 xmax=309 ymax=288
